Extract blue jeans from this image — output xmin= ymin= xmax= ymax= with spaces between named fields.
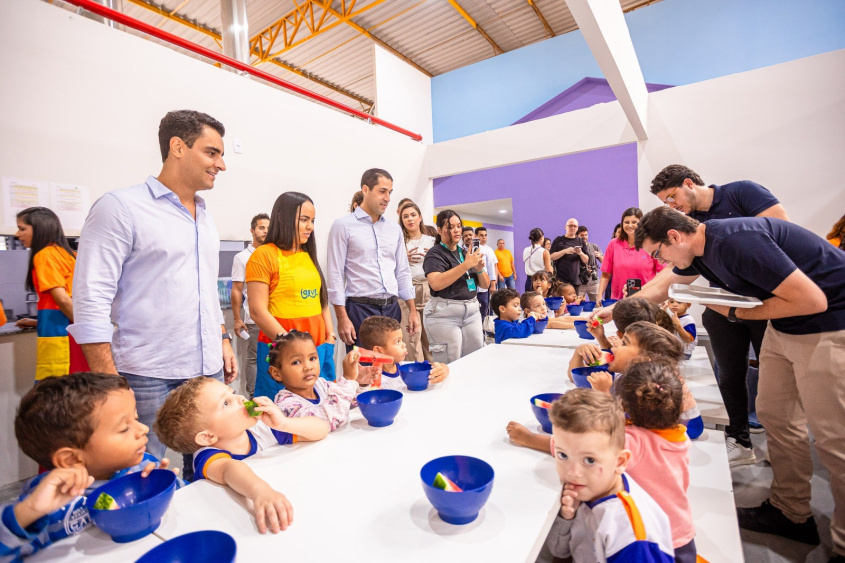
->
xmin=498 ymin=275 xmax=515 ymax=290
xmin=121 ymin=369 xmax=224 ymax=477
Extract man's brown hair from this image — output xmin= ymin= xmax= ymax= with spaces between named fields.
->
xmin=15 ymin=372 xmax=131 ymax=468
xmin=154 ymin=377 xmax=212 ymax=454
xmin=549 ymin=388 xmax=625 ymax=450
xmin=359 ymin=316 xmax=401 ymax=350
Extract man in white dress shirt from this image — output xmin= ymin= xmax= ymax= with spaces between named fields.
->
xmin=69 ymin=110 xmax=237 ymax=471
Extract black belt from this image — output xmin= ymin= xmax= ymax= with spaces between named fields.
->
xmin=347 ymin=296 xmax=397 ymax=307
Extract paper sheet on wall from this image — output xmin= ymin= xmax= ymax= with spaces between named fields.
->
xmin=2 ymin=177 xmax=50 ymax=228
xmin=49 ymin=183 xmax=91 ymax=231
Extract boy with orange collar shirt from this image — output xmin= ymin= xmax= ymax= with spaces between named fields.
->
xmin=2 ymin=372 xmax=174 ymax=560
xmin=358 ymin=316 xmax=449 ymax=389
xmin=544 ymin=389 xmax=675 ymax=562
xmin=154 ymin=377 xmax=329 ymax=534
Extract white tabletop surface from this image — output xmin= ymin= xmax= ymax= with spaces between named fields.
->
xmin=35 ymin=344 xmax=740 ymax=562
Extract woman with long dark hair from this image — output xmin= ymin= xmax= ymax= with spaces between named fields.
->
xmin=422 ymin=210 xmax=488 ymax=363
xmin=827 ymin=214 xmax=845 ymax=249
xmin=15 ymin=207 xmax=89 ymax=380
xmin=246 ymin=192 xmax=336 ymax=397
xmin=598 ymin=207 xmax=663 ymax=300
xmin=399 ymin=200 xmax=435 ymax=361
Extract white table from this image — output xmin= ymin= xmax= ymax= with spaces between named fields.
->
xmin=26 ymin=524 xmax=164 ymax=562
xmin=41 ymin=344 xmax=740 ymax=562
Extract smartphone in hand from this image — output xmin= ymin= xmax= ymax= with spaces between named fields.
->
xmin=626 ymin=278 xmax=642 ymax=296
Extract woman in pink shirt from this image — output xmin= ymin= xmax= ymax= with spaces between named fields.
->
xmin=618 ymin=359 xmax=696 ymax=562
xmin=598 ymin=207 xmax=663 ymax=300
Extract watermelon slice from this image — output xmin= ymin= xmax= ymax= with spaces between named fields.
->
xmin=533 ymin=398 xmax=552 ymax=409
xmin=244 ymin=400 xmax=260 ymax=417
xmin=92 ymin=492 xmax=119 ymax=510
xmin=353 ymin=346 xmax=393 ymax=365
xmin=432 ymin=472 xmax=463 ymax=492
xmin=589 ymin=352 xmax=615 ymax=367
xmin=589 ymin=318 xmax=604 ymax=329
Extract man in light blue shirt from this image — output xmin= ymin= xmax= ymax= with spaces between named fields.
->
xmin=69 ymin=110 xmax=237 ymax=467
xmin=327 ymin=169 xmax=419 ymax=350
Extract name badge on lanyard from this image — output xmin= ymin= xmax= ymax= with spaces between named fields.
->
xmin=443 ymin=242 xmax=476 ymax=292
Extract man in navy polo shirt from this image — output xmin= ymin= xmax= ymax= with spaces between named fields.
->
xmin=649 ymin=165 xmax=789 ymax=466
xmin=635 ymin=207 xmax=845 ymax=557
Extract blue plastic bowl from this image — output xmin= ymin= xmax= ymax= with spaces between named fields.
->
xmin=420 ymin=455 xmax=495 ymax=525
xmin=545 ymin=296 xmax=564 ymax=311
xmin=573 ymin=320 xmax=595 ymax=340
xmin=581 ymin=301 xmax=596 ymax=312
xmin=566 ymin=304 xmax=584 ymax=316
xmin=357 ymin=389 xmax=403 ymax=427
xmin=533 ymin=317 xmax=548 ymax=334
xmin=530 ymin=392 xmax=563 ymax=433
xmin=88 ymin=469 xmax=177 ymax=543
xmin=136 ymin=530 xmax=236 ymax=562
xmin=601 ymin=299 xmax=618 ymax=307
xmin=571 ymin=365 xmax=614 ymax=389
xmin=399 ymin=361 xmax=432 ymax=391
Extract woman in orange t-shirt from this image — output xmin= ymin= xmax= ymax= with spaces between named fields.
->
xmin=15 ymin=207 xmax=89 ymax=380
xmin=827 ymin=214 xmax=845 ymax=250
xmin=246 ymin=192 xmax=336 ymax=398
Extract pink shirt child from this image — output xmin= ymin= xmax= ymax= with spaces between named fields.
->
xmin=625 ymin=424 xmax=695 ymax=549
xmin=601 ymin=238 xmax=664 ymax=300
xmin=274 ymin=377 xmax=359 ymax=431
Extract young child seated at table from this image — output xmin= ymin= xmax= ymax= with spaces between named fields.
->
xmin=543 ymin=389 xmax=675 ymax=562
xmin=492 ymin=288 xmax=540 ymax=343
xmin=2 ymin=373 xmax=174 ymax=559
xmin=664 ymin=298 xmax=698 ymax=359
xmin=269 ymin=331 xmax=366 ymax=430
xmin=359 ymin=316 xmax=449 ymax=388
xmin=531 ymin=272 xmax=567 ymax=317
xmin=557 ymin=281 xmax=585 ymax=308
xmin=616 ymin=359 xmax=697 ymax=562
xmin=154 ymin=377 xmax=330 ymax=534
xmin=520 ymin=291 xmax=575 ymax=330
xmin=587 ymin=297 xmax=674 ymax=349
xmin=573 ymin=322 xmax=703 ymax=439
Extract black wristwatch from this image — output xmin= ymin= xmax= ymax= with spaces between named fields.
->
xmin=222 ymin=332 xmax=232 ymax=341
xmin=727 ymin=306 xmax=738 ymax=323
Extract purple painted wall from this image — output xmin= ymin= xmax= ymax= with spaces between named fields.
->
xmin=513 ymin=77 xmax=673 ymax=126
xmin=433 ymin=143 xmax=638 ymax=286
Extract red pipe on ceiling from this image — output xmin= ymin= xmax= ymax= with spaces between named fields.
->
xmin=60 ymin=0 xmax=424 ymax=142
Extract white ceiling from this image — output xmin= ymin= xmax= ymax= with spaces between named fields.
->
xmin=435 ymin=197 xmax=512 ymax=225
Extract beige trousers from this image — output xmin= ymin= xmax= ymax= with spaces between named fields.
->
xmin=756 ymin=325 xmax=845 ymax=553
xmin=400 ymin=280 xmax=432 ymax=362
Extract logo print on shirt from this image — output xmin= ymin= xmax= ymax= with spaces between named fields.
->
xmin=64 ymin=497 xmax=92 ymax=536
xmin=300 ymin=289 xmax=319 ymax=300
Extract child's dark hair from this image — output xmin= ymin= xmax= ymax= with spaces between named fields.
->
xmin=624 ymin=321 xmax=684 ymax=362
xmin=15 ymin=372 xmax=131 ymax=468
xmin=552 ymin=282 xmax=574 ymax=297
xmin=520 ymin=290 xmax=541 ymax=311
xmin=491 ymin=288 xmax=520 ymax=317
xmin=267 ymin=330 xmax=316 ymax=367
xmin=359 ymin=316 xmax=401 ymax=350
xmin=531 ymin=271 xmax=564 ymax=297
xmin=616 ymin=359 xmax=683 ymax=429
xmin=613 ymin=297 xmax=674 ymax=333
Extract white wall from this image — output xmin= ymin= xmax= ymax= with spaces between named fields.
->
xmin=426 ymin=49 xmax=845 ymax=238
xmin=374 ymin=45 xmax=434 ymax=145
xmin=0 ymin=0 xmax=429 ymax=245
